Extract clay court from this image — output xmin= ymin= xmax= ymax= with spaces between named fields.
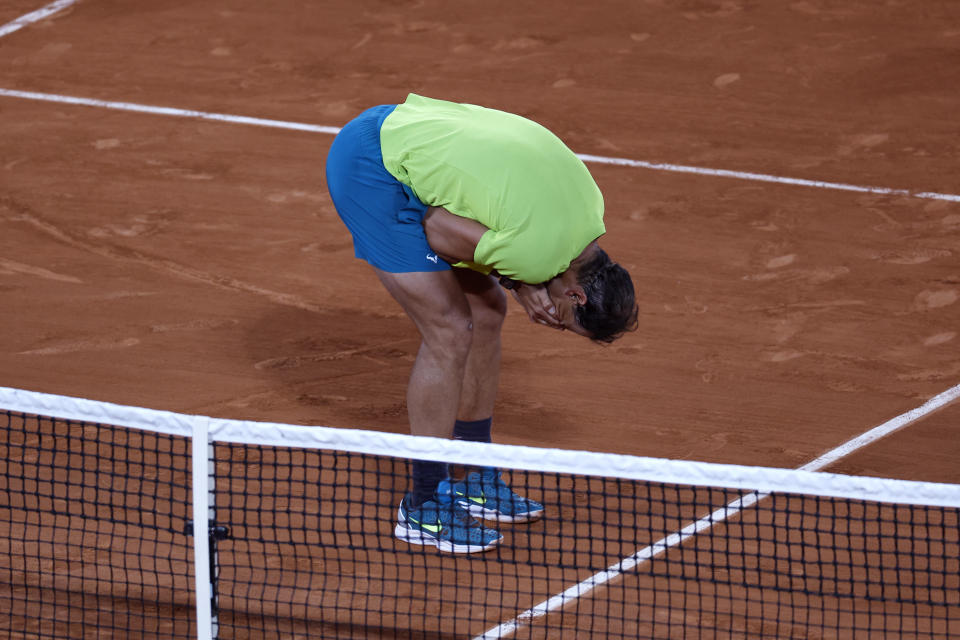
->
xmin=1 ymin=0 xmax=959 ymax=638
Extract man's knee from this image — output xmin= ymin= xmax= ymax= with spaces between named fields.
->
xmin=472 ymin=286 xmax=507 ymax=335
xmin=424 ymin=305 xmax=475 ymax=362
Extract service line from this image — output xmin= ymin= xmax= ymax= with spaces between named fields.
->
xmin=476 ymin=382 xmax=960 ymax=639
xmin=0 ymin=0 xmax=78 ymax=39
xmin=0 ymin=88 xmax=342 ymax=134
xmin=1 ymin=87 xmax=959 ymax=203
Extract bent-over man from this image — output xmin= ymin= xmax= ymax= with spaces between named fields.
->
xmin=325 ymin=94 xmax=637 ymax=553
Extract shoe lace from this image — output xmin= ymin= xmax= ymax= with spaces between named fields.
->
xmin=437 ymin=500 xmax=481 ymax=528
xmin=475 ymin=468 xmax=521 ymax=501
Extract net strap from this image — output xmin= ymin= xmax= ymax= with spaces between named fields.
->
xmin=192 ymin=416 xmax=214 ymax=640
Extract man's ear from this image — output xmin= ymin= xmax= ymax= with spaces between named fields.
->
xmin=566 ymin=286 xmax=587 ymax=306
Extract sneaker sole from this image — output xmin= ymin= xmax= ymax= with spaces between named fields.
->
xmin=458 ymin=501 xmax=545 ymax=524
xmin=394 ymin=507 xmax=502 ymax=554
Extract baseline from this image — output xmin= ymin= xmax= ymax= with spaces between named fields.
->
xmin=1 ymin=87 xmax=959 ymax=203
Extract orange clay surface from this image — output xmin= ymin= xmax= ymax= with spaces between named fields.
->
xmin=2 ymin=2 xmax=960 ymax=639
xmin=1 ymin=1 xmax=959 ymax=477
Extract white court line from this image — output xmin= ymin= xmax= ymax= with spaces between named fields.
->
xmin=0 ymin=0 xmax=78 ymax=39
xmin=476 ymin=382 xmax=960 ymax=640
xmin=576 ymin=153 xmax=960 ymax=203
xmin=0 ymin=88 xmax=341 ymax=134
xmin=1 ymin=87 xmax=959 ymax=203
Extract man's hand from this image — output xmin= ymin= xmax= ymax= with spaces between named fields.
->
xmin=511 ymin=283 xmax=563 ymax=329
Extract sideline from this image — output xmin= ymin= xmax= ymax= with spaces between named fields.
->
xmin=476 ymin=382 xmax=960 ymax=639
xmin=0 ymin=0 xmax=78 ymax=39
xmin=1 ymin=87 xmax=959 ymax=203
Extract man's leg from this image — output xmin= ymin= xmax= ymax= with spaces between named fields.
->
xmin=443 ymin=270 xmax=545 ymax=523
xmin=374 ymin=267 xmax=478 ymax=437
xmin=375 ymin=267 xmax=470 ymax=504
xmin=374 ymin=267 xmax=502 ymax=553
xmin=452 ymin=269 xmax=505 ymax=425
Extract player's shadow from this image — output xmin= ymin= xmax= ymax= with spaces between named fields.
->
xmin=243 ymin=304 xmax=417 ymax=428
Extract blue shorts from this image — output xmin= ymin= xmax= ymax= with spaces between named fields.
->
xmin=325 ymin=104 xmax=450 ymax=273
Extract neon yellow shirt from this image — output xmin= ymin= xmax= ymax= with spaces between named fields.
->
xmin=379 ymin=94 xmax=605 ymax=283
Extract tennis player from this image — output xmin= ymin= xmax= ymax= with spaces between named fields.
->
xmin=325 ymin=94 xmax=637 ymax=553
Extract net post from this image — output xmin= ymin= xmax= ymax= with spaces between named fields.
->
xmin=191 ymin=415 xmax=215 ymax=640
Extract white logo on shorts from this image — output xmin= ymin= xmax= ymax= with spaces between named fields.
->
xmin=426 ymin=253 xmax=439 ymax=264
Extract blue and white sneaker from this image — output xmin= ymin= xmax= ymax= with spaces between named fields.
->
xmin=394 ymin=492 xmax=502 ymax=554
xmin=438 ymin=467 xmax=544 ymax=523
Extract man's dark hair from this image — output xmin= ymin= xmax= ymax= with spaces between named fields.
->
xmin=574 ymin=248 xmax=638 ymax=343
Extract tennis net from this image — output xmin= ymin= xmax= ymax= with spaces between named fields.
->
xmin=1 ymin=386 xmax=959 ymax=639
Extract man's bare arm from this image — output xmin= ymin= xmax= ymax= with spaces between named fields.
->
xmin=422 ymin=207 xmax=488 ymax=263
xmin=423 ymin=206 xmax=562 ymax=328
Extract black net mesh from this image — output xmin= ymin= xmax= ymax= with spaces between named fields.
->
xmin=2 ymin=409 xmax=959 ymax=639
xmin=211 ymin=442 xmax=960 ymax=639
xmin=0 ymin=410 xmax=194 ymax=639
